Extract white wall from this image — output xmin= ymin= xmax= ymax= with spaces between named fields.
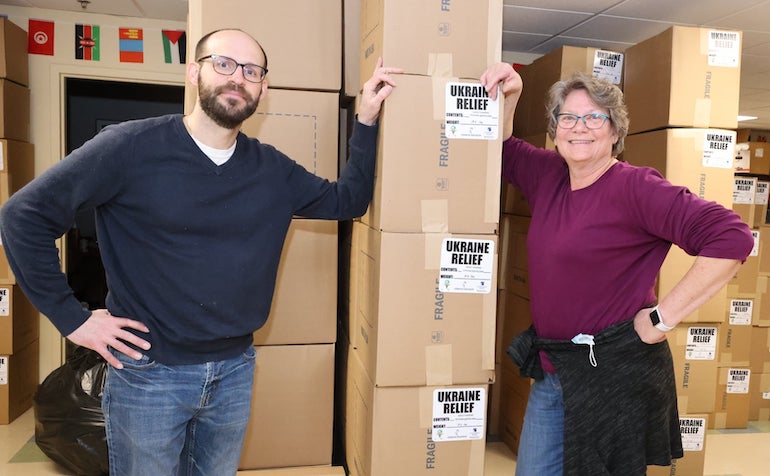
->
xmin=1 ymin=6 xmax=186 ymax=380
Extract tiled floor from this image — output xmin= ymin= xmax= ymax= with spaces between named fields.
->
xmin=2 ymin=409 xmax=769 ymax=475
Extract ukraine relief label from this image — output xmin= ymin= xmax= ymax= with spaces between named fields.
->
xmin=0 ymin=288 xmax=9 ymax=316
xmin=756 ymin=181 xmax=769 ymax=205
xmin=444 ymin=82 xmax=499 ymax=140
xmin=432 ymin=388 xmax=486 ymax=442
xmin=702 ymin=132 xmax=735 ymax=168
xmin=708 ymin=30 xmax=740 ymax=67
xmin=439 ymin=238 xmax=494 ymax=294
xmin=592 ymin=50 xmax=623 ymax=85
xmin=685 ymin=326 xmax=717 ymax=360
xmin=733 ymin=177 xmax=756 ymax=204
xmin=0 ymin=356 xmax=7 ymax=384
xmin=727 ymin=369 xmax=751 ymax=394
xmin=729 ymin=299 xmax=753 ymax=325
xmin=679 ymin=418 xmax=706 ymax=451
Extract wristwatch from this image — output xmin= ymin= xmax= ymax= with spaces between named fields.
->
xmin=649 ymin=306 xmax=674 ymax=332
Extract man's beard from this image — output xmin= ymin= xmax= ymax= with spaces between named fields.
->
xmin=198 ymin=79 xmax=259 ymax=130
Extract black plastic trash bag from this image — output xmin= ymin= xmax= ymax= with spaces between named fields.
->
xmin=34 ymin=346 xmax=109 ymax=476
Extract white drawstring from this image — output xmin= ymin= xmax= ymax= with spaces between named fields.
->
xmin=571 ymin=333 xmax=597 ymax=367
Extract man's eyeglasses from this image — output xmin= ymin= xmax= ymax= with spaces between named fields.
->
xmin=197 ymin=54 xmax=268 ymax=83
xmin=555 ymin=113 xmax=610 ymax=130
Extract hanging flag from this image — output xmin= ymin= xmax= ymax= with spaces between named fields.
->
xmin=162 ymin=30 xmax=186 ymax=64
xmin=28 ymin=19 xmax=55 ymax=56
xmin=119 ymin=27 xmax=144 ymax=63
xmin=75 ymin=24 xmax=100 ymax=61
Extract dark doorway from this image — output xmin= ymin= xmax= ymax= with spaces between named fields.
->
xmin=64 ymin=78 xmax=184 ymax=314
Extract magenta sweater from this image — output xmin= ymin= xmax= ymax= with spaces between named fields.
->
xmin=503 ymin=137 xmax=753 ymax=372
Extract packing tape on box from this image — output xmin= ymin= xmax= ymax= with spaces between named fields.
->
xmin=693 ymin=98 xmax=713 ymax=128
xmin=421 ymin=200 xmax=450 ymax=233
xmin=427 ymin=53 xmax=455 ymax=77
xmin=425 ymin=344 xmax=454 ymax=386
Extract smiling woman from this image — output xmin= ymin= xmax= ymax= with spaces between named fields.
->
xmin=481 ymin=60 xmax=754 ymax=476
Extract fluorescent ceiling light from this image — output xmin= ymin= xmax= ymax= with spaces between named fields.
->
xmin=737 ymin=115 xmax=758 ymax=121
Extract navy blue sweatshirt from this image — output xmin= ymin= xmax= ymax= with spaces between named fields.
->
xmin=0 ymin=114 xmax=378 ymax=364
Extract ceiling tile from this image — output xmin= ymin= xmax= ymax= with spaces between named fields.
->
xmin=502 ymin=0 xmax=619 ymax=13
xmin=502 ymin=31 xmax=553 ymax=52
xmin=562 ymin=15 xmax=676 ymax=44
xmin=503 ymin=6 xmax=591 ymax=35
xmin=604 ymin=0 xmax=767 ymax=24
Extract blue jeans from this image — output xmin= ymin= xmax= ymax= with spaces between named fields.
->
xmin=102 ymin=346 xmax=256 ymax=476
xmin=516 ymin=372 xmax=564 ymax=476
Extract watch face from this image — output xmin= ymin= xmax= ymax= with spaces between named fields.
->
xmin=650 ymin=309 xmax=661 ymax=325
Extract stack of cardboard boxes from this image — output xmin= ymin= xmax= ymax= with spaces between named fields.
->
xmin=341 ymin=1 xmax=503 ymax=475
xmin=494 ymin=44 xmax=624 ymax=452
xmin=0 ymin=17 xmax=37 ymax=426
xmin=732 ymin=130 xmax=770 ymax=426
xmin=187 ymin=1 xmax=344 ymax=473
xmin=623 ymin=25 xmax=744 ymax=476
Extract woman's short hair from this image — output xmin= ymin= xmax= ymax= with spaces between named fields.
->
xmin=545 ymin=72 xmax=629 ymax=157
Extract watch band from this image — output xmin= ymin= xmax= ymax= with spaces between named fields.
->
xmin=649 ymin=306 xmax=674 ymax=332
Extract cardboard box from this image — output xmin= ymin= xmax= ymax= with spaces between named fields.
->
xmin=733 ymin=176 xmax=756 ymax=226
xmin=0 ymin=139 xmax=34 ymax=205
xmin=750 ymin=325 xmax=770 ymax=374
xmin=352 ymin=222 xmax=496 ymax=387
xmin=187 ymin=0 xmax=342 ymax=92
xmin=0 ymin=339 xmax=38 ymax=424
xmin=497 ymin=214 xmax=530 ymax=294
xmin=362 ymin=74 xmax=502 ymax=234
xmin=497 ymin=364 xmax=530 ymax=456
xmin=710 ymin=367 xmax=751 ymax=429
xmin=758 ymin=230 xmax=770 ymax=276
xmin=499 ymin=133 xmax=553 ymax=217
xmin=752 ymin=276 xmax=770 ymax=327
xmin=515 ymin=46 xmax=624 ymax=137
xmin=0 ymin=18 xmax=28 ymax=87
xmin=237 ymin=467 xmax=345 ymax=476
xmin=0 ymin=139 xmax=35 ymax=285
xmin=625 ymin=129 xmax=739 ymax=323
xmin=748 ymin=372 xmax=770 ymax=421
xmin=359 ymin=0 xmax=502 ymax=89
xmin=252 ymin=219 xmax=338 ymax=345
xmin=345 ymin=350 xmax=488 ymax=476
xmin=754 ymin=180 xmax=769 ymax=227
xmin=717 ymin=307 xmax=753 ymax=367
xmin=238 ymin=344 xmax=335 ymax=470
xmin=0 ymin=79 xmax=30 ymax=142
xmin=0 ymin=285 xmax=39 ymax=355
xmin=671 ymin=326 xmax=719 ymax=413
xmin=239 ymin=88 xmax=340 ymax=181
xmin=625 ymin=26 xmax=741 ymax=134
xmin=624 ymin=128 xmax=736 ymax=208
xmin=646 ymin=414 xmax=708 ymax=476
xmin=487 ymin=364 xmax=501 ymax=436
xmin=728 ymin=229 xmax=760 ymax=296
xmin=744 ymin=142 xmax=770 ymax=175
xmin=225 ymin=88 xmax=341 ymax=345
xmin=497 ymin=291 xmax=532 ymax=374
